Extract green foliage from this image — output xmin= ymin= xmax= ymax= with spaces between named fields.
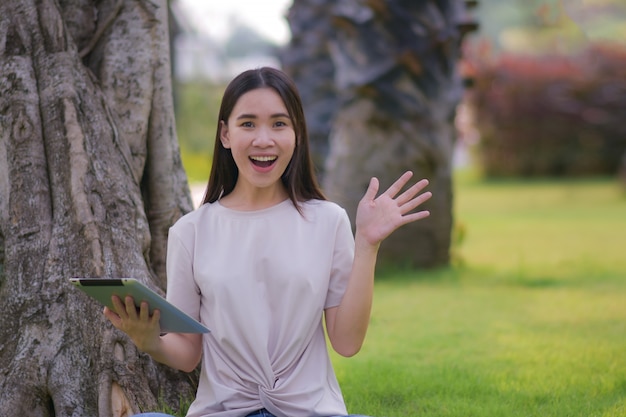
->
xmin=473 ymin=0 xmax=626 ymax=53
xmin=156 ymin=393 xmax=194 ymax=417
xmin=174 ymin=81 xmax=225 ymax=183
xmin=180 ymin=149 xmax=212 ymax=186
xmin=466 ymin=43 xmax=626 ymax=178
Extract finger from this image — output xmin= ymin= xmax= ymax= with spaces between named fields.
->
xmin=362 ymin=177 xmax=380 ymax=202
xmin=125 ymin=296 xmax=138 ymax=319
xmin=139 ymin=301 xmax=150 ymax=322
xmin=400 ymin=190 xmax=433 ymax=214
xmin=396 ymin=178 xmax=430 ymax=206
xmin=151 ymin=309 xmax=161 ymax=328
xmin=398 ymin=209 xmax=431 ymax=226
xmin=382 ymin=171 xmax=414 ymax=198
xmin=111 ymin=295 xmax=127 ymax=317
xmin=103 ymin=306 xmax=122 ymax=327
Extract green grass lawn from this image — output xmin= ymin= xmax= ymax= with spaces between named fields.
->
xmin=333 ymin=173 xmax=626 ymax=417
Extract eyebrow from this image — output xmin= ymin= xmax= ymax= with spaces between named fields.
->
xmin=235 ymin=113 xmax=291 ymax=120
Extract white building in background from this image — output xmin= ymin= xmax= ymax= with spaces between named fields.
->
xmin=173 ymin=33 xmax=226 ymax=83
xmin=174 ymin=33 xmax=281 ymax=82
xmin=170 ymin=1 xmax=283 ymax=83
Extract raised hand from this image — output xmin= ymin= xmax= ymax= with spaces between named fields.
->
xmin=355 ymin=171 xmax=432 ymax=247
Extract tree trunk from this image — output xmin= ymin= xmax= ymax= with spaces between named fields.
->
xmin=0 ymin=0 xmax=196 ymax=415
xmin=284 ymin=0 xmax=477 ymax=268
xmin=281 ymin=0 xmax=338 ymax=178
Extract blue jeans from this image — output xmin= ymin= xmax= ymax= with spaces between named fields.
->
xmin=133 ymin=414 xmax=175 ymax=417
xmin=246 ymin=409 xmax=276 ymax=417
xmin=251 ymin=410 xmax=371 ymax=417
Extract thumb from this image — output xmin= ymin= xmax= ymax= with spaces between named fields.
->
xmin=103 ymin=306 xmax=121 ymax=328
xmin=362 ymin=177 xmax=380 ymax=202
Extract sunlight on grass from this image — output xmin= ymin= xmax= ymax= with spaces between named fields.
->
xmin=331 ymin=173 xmax=626 ymax=417
xmin=179 ymin=172 xmax=626 ymax=417
xmin=453 ymin=174 xmax=626 ymax=284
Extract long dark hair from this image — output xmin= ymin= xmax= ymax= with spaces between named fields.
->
xmin=201 ymin=67 xmax=326 ymax=208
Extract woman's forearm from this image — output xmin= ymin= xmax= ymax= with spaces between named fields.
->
xmin=326 ymin=235 xmax=379 ymax=357
xmin=144 ymin=332 xmax=203 ymax=373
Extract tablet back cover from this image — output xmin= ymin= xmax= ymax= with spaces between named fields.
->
xmin=70 ymin=278 xmax=209 ymax=334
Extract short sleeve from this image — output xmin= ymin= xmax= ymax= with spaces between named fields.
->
xmin=165 ymin=225 xmax=201 ymax=321
xmin=324 ymin=208 xmax=355 ymax=309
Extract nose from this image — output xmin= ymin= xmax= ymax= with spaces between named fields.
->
xmin=252 ymin=126 xmax=273 ymax=147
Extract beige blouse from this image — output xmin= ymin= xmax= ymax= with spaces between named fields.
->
xmin=166 ymin=199 xmax=355 ymax=417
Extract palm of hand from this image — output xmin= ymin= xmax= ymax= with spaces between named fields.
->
xmin=355 ymin=172 xmax=432 ymax=246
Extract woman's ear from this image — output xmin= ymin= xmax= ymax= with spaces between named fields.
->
xmin=220 ymin=120 xmax=231 ymax=149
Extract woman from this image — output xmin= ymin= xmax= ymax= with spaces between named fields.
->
xmin=104 ymin=67 xmax=432 ymax=417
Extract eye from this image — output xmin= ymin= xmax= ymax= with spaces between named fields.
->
xmin=274 ymin=120 xmax=290 ymax=128
xmin=240 ymin=121 xmax=254 ymax=128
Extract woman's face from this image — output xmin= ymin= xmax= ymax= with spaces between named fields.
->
xmin=220 ymin=88 xmax=296 ymax=197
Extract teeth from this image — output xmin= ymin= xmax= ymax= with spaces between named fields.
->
xmin=250 ymin=156 xmax=277 ymax=162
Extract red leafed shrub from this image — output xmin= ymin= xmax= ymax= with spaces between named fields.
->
xmin=465 ymin=43 xmax=626 ymax=177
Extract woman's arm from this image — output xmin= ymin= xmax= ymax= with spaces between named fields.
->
xmin=104 ymin=295 xmax=203 ymax=372
xmin=325 ymin=171 xmax=431 ymax=357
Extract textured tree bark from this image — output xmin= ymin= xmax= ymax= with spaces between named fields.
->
xmin=0 ymin=0 xmax=196 ymax=415
xmin=281 ymin=0 xmax=338 ymax=178
xmin=284 ymin=0 xmax=477 ymax=267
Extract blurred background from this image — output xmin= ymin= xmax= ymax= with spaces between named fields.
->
xmin=168 ymin=0 xmax=626 ymax=191
xmin=168 ymin=0 xmax=292 ymax=187
xmin=164 ymin=0 xmax=626 ymax=271
xmin=158 ymin=4 xmax=626 ymax=413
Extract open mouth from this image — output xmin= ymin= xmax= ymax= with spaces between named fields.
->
xmin=249 ymin=155 xmax=277 ymax=168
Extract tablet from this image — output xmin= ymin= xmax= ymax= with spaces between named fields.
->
xmin=70 ymin=278 xmax=210 ymax=334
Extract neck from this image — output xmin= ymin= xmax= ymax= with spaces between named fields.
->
xmin=219 ymin=184 xmax=290 ymax=211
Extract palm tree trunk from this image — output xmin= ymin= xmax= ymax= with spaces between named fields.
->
xmin=284 ymin=0 xmax=478 ymax=267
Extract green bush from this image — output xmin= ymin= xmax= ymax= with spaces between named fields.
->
xmin=466 ymin=43 xmax=626 ymax=177
xmin=174 ymin=81 xmax=225 ymax=183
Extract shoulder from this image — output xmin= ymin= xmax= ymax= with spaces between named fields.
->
xmin=300 ymin=198 xmax=343 ymax=212
xmin=299 ymin=199 xmax=350 ymax=224
xmin=169 ymin=202 xmax=217 ymax=236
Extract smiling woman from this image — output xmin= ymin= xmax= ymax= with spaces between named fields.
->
xmin=103 ymin=67 xmax=433 ymax=417
xmin=218 ymin=87 xmax=297 ymax=209
xmin=201 ymin=67 xmax=323 ymax=211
